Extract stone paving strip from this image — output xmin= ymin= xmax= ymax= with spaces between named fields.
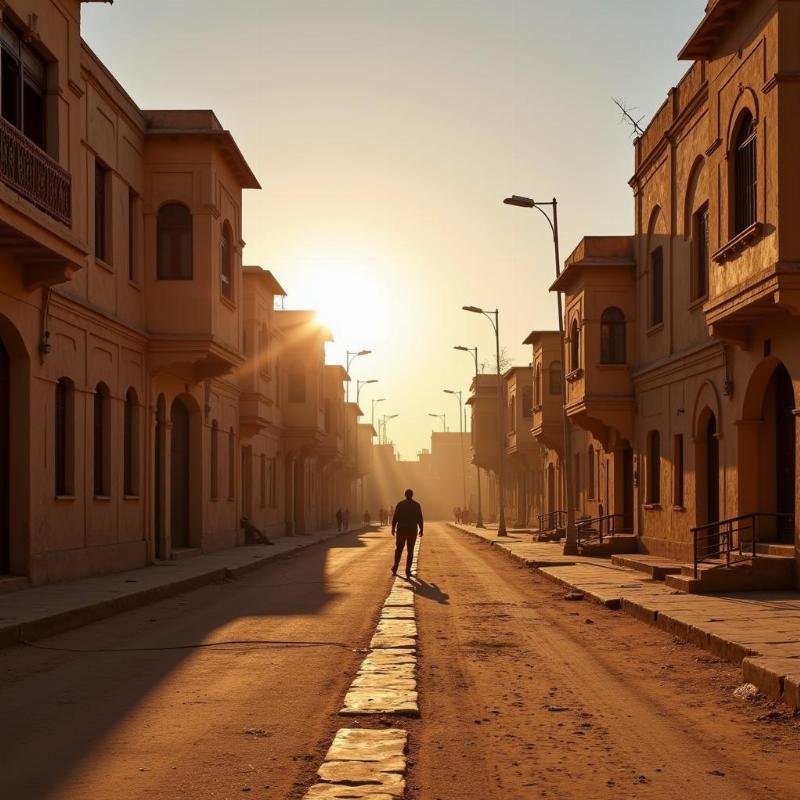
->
xmin=0 ymin=526 xmax=367 ymax=649
xmin=452 ymin=523 xmax=800 ymax=710
xmin=302 ymin=546 xmax=419 ymax=798
xmin=303 ymin=728 xmax=408 ymax=799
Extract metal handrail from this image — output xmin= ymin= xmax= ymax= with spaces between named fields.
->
xmin=538 ymin=510 xmax=566 ymax=532
xmin=576 ymin=513 xmax=628 ymax=547
xmin=691 ymin=512 xmax=794 ymax=579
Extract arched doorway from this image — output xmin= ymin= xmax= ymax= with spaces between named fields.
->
xmin=772 ymin=364 xmax=795 ymax=542
xmin=154 ymin=395 xmax=165 ymax=559
xmin=739 ymin=359 xmax=796 ymax=544
xmin=170 ymin=397 xmax=191 ymax=549
xmin=0 ymin=338 xmax=9 ymax=574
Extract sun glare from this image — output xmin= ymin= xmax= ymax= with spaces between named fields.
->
xmin=288 ymin=251 xmax=394 ymax=348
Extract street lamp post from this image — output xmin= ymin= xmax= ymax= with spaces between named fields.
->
xmin=445 ymin=389 xmax=468 ymax=511
xmin=453 ymin=344 xmax=485 ymax=528
xmin=371 ymin=397 xmax=385 ymax=430
xmin=355 ymin=379 xmax=378 ymax=514
xmin=345 ymin=350 xmax=372 ymax=511
xmin=345 ymin=350 xmax=372 ymax=403
xmin=503 ymin=194 xmax=577 ymax=554
xmin=454 ymin=345 xmax=485 ymax=527
xmin=428 ymin=412 xmax=446 ymax=432
xmin=381 ymin=413 xmax=399 ymax=445
xmin=462 ymin=306 xmax=507 ymax=537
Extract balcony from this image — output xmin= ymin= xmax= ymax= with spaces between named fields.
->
xmin=526 ymin=331 xmax=563 ymax=453
xmin=551 ymin=237 xmax=635 ymax=449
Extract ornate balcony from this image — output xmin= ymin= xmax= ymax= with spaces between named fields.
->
xmin=0 ymin=115 xmax=70 ymax=225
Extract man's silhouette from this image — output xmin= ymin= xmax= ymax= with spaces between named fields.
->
xmin=391 ymin=488 xmax=424 ymax=577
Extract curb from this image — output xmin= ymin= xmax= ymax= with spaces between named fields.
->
xmin=0 ymin=526 xmax=368 ymax=650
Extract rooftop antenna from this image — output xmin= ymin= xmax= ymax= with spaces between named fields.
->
xmin=613 ymin=97 xmax=645 ymax=138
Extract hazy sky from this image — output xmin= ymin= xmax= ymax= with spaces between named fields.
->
xmin=83 ymin=0 xmax=701 ymax=459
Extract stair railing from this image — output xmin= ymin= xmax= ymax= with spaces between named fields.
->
xmin=576 ymin=513 xmax=627 ymax=547
xmin=691 ymin=512 xmax=794 ymax=579
xmin=537 ymin=510 xmax=567 ymax=532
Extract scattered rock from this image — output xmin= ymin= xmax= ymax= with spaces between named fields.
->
xmin=708 ymin=769 xmax=725 ymax=777
xmin=244 ymin=728 xmax=269 ymax=737
xmin=545 ymin=705 xmax=569 ymax=713
xmin=733 ymin=683 xmax=761 ymax=702
xmin=636 ymin=775 xmax=648 ymax=784
xmin=585 ymin=619 xmax=594 ymax=625
xmin=756 ymin=710 xmax=784 ymax=723
xmin=563 ymin=591 xmax=585 ymax=602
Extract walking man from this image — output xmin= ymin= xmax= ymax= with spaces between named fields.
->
xmin=391 ymin=488 xmax=423 ymax=578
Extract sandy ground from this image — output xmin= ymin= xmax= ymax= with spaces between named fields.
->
xmin=0 ymin=528 xmax=395 ymax=800
xmin=408 ymin=523 xmax=800 ymax=800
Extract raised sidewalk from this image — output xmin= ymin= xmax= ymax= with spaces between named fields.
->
xmin=0 ymin=527 xmax=361 ymax=649
xmin=452 ymin=523 xmax=800 ymax=710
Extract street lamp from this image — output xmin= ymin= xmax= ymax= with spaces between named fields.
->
xmin=355 ymin=379 xmax=378 ymax=513
xmin=345 ymin=349 xmax=372 ymax=402
xmin=454 ymin=345 xmax=485 ymax=527
xmin=462 ymin=305 xmax=507 ymax=537
xmin=381 ymin=413 xmax=399 ymax=445
xmin=371 ymin=397 xmax=386 ymax=429
xmin=503 ymin=193 xmax=577 ymax=554
xmin=445 ymin=389 xmax=468 ymax=510
xmin=428 ymin=412 xmax=446 ymax=432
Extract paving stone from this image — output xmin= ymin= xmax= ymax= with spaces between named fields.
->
xmin=379 ymin=606 xmax=415 ymax=620
xmin=374 ymin=620 xmax=417 ymax=638
xmin=382 ymin=595 xmax=414 ymax=607
xmin=369 ymin=634 xmax=417 ymax=650
xmin=304 ymin=785 xmax=397 ymax=799
xmin=318 ymin=762 xmax=405 ymax=788
xmin=351 ymin=673 xmax=416 ymax=691
xmin=325 ymin=728 xmax=407 ymax=763
xmin=340 ymin=688 xmax=419 ymax=716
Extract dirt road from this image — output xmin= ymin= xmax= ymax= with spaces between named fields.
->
xmin=0 ymin=528 xmax=394 ymax=800
xmin=409 ymin=523 xmax=800 ymax=800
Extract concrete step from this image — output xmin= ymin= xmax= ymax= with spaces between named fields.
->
xmin=755 ymin=542 xmax=795 ymax=557
xmin=611 ymin=554 xmax=683 ymax=580
xmin=667 ymin=555 xmax=794 ymax=594
xmin=578 ymin=534 xmax=638 ymax=558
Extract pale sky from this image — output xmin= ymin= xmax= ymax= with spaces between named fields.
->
xmin=83 ymin=0 xmax=701 ymax=459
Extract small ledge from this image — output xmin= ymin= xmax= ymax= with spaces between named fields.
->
xmin=123 ymin=494 xmax=140 ymax=501
xmin=712 ymin=222 xmax=763 ymax=264
xmin=54 ymin=494 xmax=76 ymax=502
xmin=93 ymin=494 xmax=112 ymax=502
xmin=688 ymin=294 xmax=707 ymax=312
xmin=566 ymin=368 xmax=584 ymax=383
xmin=643 ymin=503 xmax=662 ymax=511
xmin=220 ymin=295 xmax=237 ymax=311
xmin=127 ymin=279 xmax=142 ymax=292
xmin=672 ymin=505 xmax=687 ymax=513
xmin=95 ymin=257 xmax=114 ymax=274
xmin=646 ymin=322 xmax=665 ymax=337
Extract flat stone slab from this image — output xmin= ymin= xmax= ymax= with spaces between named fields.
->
xmin=370 ymin=634 xmax=417 ymax=650
xmin=303 ymin=729 xmax=407 ymax=798
xmin=350 ymin=673 xmax=416 ymax=691
xmin=340 ymin=688 xmax=419 ymax=716
xmin=382 ymin=595 xmax=414 ymax=607
xmin=325 ymin=728 xmax=407 ymax=763
xmin=374 ymin=620 xmax=417 ymax=638
xmin=379 ymin=606 xmax=415 ymax=620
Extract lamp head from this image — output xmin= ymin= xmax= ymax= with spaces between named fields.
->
xmin=444 ymin=389 xmax=455 ymax=395
xmin=503 ymin=195 xmax=535 ymax=208
xmin=462 ymin=305 xmax=482 ymax=314
xmin=359 ymin=349 xmax=372 ymax=356
xmin=454 ymin=345 xmax=469 ymax=352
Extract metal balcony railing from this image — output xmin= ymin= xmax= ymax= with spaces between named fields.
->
xmin=0 ymin=115 xmax=71 ymax=225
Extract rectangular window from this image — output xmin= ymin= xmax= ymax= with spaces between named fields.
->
xmin=228 ymin=429 xmax=235 ymax=499
xmin=647 ymin=431 xmax=661 ymax=505
xmin=692 ymin=205 xmax=709 ymax=301
xmin=650 ymin=247 xmax=663 ymax=326
xmin=574 ymin=453 xmax=581 ymax=509
xmin=210 ymin=422 xmax=219 ymax=499
xmin=269 ymin=456 xmax=278 ymax=508
xmin=95 ymin=161 xmax=109 ymax=263
xmin=288 ymin=372 xmax=306 ymax=403
xmin=54 ymin=379 xmax=73 ymax=495
xmin=673 ymin=434 xmax=684 ymax=508
xmin=128 ymin=191 xmax=138 ymax=282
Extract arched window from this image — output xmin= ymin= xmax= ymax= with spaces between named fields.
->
xmin=692 ymin=204 xmax=710 ymax=300
xmin=210 ymin=420 xmax=219 ymax=499
xmin=549 ymin=361 xmax=562 ymax=395
xmin=650 ymin=247 xmax=664 ymax=326
xmin=647 ymin=430 xmax=661 ymax=504
xmin=123 ymin=388 xmax=139 ymax=496
xmin=55 ymin=378 xmax=74 ymax=496
xmin=157 ymin=203 xmax=193 ymax=279
xmin=734 ymin=111 xmax=757 ymax=234
xmin=600 ymin=307 xmax=626 ymax=364
xmin=93 ymin=383 xmax=111 ymax=496
xmin=228 ymin=427 xmax=236 ymax=499
xmin=221 ymin=222 xmax=233 ymax=301
xmin=587 ymin=445 xmax=595 ymax=500
xmin=534 ymin=364 xmax=541 ymax=407
xmin=570 ymin=319 xmax=580 ymax=372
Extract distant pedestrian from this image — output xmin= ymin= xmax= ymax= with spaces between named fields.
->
xmin=335 ymin=508 xmax=343 ymax=532
xmin=363 ymin=509 xmax=371 ymax=525
xmin=391 ymin=489 xmax=424 ymax=578
xmin=343 ymin=508 xmax=350 ymax=530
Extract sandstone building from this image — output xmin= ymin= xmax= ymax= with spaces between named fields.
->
xmin=0 ymin=1 xmax=370 ymax=590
